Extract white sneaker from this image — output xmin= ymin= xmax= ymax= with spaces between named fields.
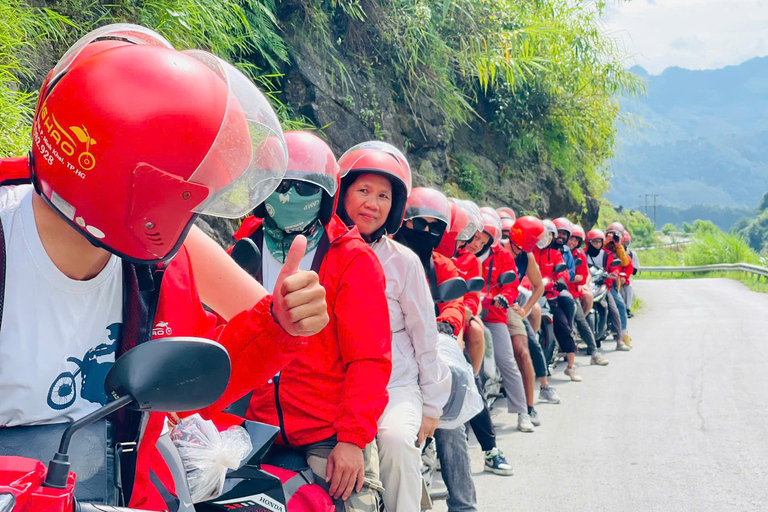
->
xmin=564 ymin=366 xmax=582 ymax=382
xmin=591 ymin=353 xmax=609 ymax=366
xmin=529 ymin=408 xmax=541 ymax=426
xmin=616 ymin=342 xmax=631 ymax=352
xmin=518 ymin=413 xmax=535 ymax=432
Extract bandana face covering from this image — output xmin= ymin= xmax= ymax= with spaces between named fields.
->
xmin=394 ymin=226 xmax=441 ymax=268
xmin=264 ymin=187 xmax=323 ymax=232
xmin=587 ymin=244 xmax=602 ymax=258
xmin=263 ymin=187 xmax=325 ymax=263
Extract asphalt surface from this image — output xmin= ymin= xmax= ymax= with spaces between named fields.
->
xmin=432 ymin=278 xmax=768 ymax=512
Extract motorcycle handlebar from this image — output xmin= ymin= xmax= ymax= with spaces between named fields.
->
xmin=76 ymin=504 xmax=153 ymax=512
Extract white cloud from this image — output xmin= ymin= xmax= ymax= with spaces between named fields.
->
xmin=602 ymin=0 xmax=768 ymax=74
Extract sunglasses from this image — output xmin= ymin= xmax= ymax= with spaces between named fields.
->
xmin=276 ymin=180 xmax=322 ymax=197
xmin=412 ymin=217 xmax=446 ymax=236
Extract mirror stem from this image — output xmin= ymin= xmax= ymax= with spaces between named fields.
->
xmin=44 ymin=395 xmax=134 ymax=489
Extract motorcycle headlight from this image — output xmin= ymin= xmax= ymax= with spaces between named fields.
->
xmin=0 ymin=493 xmax=16 ymax=512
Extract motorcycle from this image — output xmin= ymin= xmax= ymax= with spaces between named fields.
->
xmin=0 ymin=337 xmax=230 ymax=512
xmin=586 ymin=266 xmax=609 ymax=345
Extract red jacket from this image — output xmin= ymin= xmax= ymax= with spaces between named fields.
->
xmin=452 ymin=249 xmax=482 ymax=317
xmin=433 ymin=252 xmax=465 ymax=335
xmin=234 ymin=215 xmax=392 ymax=449
xmin=569 ymin=248 xmax=588 ymax=298
xmin=1 ymin=160 xmax=306 ymax=512
xmin=533 ymin=247 xmax=570 ymax=299
xmin=481 ymin=245 xmax=519 ymax=324
xmin=130 ymin=247 xmax=309 ymax=510
xmin=620 ymin=257 xmax=634 ymax=286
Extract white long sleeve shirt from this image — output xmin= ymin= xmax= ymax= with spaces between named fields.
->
xmin=372 ymin=237 xmax=451 ymax=419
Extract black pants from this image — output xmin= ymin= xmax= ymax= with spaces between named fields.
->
xmin=549 ymin=297 xmax=576 ymax=354
xmin=468 ymin=374 xmax=496 ymax=452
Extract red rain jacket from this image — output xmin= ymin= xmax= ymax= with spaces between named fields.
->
xmin=569 ymin=248 xmax=588 ymax=298
xmin=234 ymin=215 xmax=392 ymax=449
xmin=533 ymin=247 xmax=570 ymax=299
xmin=452 ymin=249 xmax=482 ymax=317
xmin=481 ymin=245 xmax=519 ymax=324
xmin=433 ymin=252 xmax=465 ymax=335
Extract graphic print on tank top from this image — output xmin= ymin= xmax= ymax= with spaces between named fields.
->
xmin=46 ymin=323 xmax=121 ymax=410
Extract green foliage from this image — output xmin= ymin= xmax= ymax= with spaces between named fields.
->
xmin=734 ymin=209 xmax=768 ymax=253
xmin=0 ymin=1 xmax=77 ymax=157
xmin=758 ymin=191 xmax=768 ymax=213
xmin=449 ymin=154 xmax=484 ymax=198
xmin=682 ymin=230 xmax=759 ymax=266
xmin=661 ymin=223 xmax=676 ymax=235
xmin=596 ymin=200 xmax=656 ymax=248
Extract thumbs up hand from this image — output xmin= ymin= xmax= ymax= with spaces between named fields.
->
xmin=272 ymin=235 xmax=329 ymax=336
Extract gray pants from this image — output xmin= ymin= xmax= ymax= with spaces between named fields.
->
xmin=434 ymin=425 xmax=477 ymax=512
xmin=574 ymin=300 xmax=597 ymax=353
xmin=621 ymin=283 xmax=635 ymax=312
xmin=486 ymin=321 xmax=527 ymax=414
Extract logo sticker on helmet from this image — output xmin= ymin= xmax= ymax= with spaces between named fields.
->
xmin=37 ymin=102 xmax=98 ymax=179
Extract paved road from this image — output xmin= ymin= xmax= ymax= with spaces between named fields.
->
xmin=432 ymin=278 xmax=768 ymax=512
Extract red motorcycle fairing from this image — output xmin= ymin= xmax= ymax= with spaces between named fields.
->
xmin=0 ymin=456 xmax=75 ymax=512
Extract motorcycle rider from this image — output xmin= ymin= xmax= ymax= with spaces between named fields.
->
xmin=0 ymin=25 xmax=329 ymax=511
xmin=444 ymin=200 xmax=514 ymax=477
xmin=337 ymin=142 xmax=451 ymax=512
xmin=621 ymin=231 xmax=639 ymax=318
xmin=533 ymin=220 xmax=582 ymax=382
xmin=567 ymin=224 xmax=608 ymax=365
xmin=585 ymin=229 xmax=631 ymax=351
xmin=604 ymin=222 xmax=633 ymax=348
xmin=498 ymin=215 xmax=547 ymax=421
xmin=232 ymin=132 xmax=392 ymax=512
xmin=393 ymin=187 xmax=480 ymax=512
xmin=466 ymin=211 xmax=534 ymax=431
xmin=503 ymin=216 xmax=562 ymax=404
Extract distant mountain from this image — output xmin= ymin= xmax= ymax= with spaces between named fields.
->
xmin=607 ymin=57 xmax=768 ymax=226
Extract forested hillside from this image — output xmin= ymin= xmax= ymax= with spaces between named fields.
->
xmin=1 ymin=0 xmax=637 ymax=241
xmin=608 ymin=57 xmax=768 ymax=219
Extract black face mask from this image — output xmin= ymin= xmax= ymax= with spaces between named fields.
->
xmin=394 ymin=226 xmax=441 ymax=268
xmin=587 ymin=244 xmax=602 ymax=257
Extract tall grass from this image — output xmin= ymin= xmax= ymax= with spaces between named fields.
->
xmin=682 ymin=231 xmax=760 ymax=266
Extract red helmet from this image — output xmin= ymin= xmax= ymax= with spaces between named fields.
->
xmin=338 ymin=141 xmax=411 ymax=236
xmin=623 ymin=231 xmax=632 ymax=245
xmin=480 ymin=212 xmax=502 ymax=248
xmin=436 ymin=199 xmax=471 ymax=257
xmin=586 ymin=229 xmax=605 ymax=242
xmin=510 ymin=216 xmax=545 ymax=253
xmin=404 ymin=188 xmax=451 ymax=227
xmin=553 ymin=217 xmax=573 ymax=238
xmin=497 ymin=207 xmax=516 ymax=221
xmin=31 ymin=25 xmax=286 ymax=263
xmin=571 ymin=224 xmax=586 ymax=240
xmin=606 ymin=222 xmax=625 ymax=235
xmin=253 ymin=131 xmax=339 ymax=225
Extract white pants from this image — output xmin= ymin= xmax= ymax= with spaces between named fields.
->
xmin=621 ymin=283 xmax=635 ymax=311
xmin=377 ymin=384 xmax=423 ymax=512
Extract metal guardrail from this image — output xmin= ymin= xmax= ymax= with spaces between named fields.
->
xmin=639 ymin=263 xmax=768 ymax=279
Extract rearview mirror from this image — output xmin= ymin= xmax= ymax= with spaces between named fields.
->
xmin=466 ymin=276 xmax=485 ymax=293
xmin=609 ymin=260 xmax=621 ymax=268
xmin=231 ymin=238 xmax=262 ymax=279
xmin=553 ymin=263 xmax=567 ymax=273
xmin=436 ymin=278 xmax=468 ymax=303
xmin=575 ymin=258 xmax=583 ymax=268
xmin=497 ymin=271 xmax=517 ymax=286
xmin=105 ymin=337 xmax=231 ymax=412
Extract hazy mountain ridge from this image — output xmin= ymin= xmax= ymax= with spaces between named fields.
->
xmin=607 ymin=56 xmax=768 ymax=219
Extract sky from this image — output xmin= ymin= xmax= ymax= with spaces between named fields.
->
xmin=602 ymin=0 xmax=768 ymax=74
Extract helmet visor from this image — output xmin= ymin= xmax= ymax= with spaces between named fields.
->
xmin=51 ymin=24 xmax=173 ymax=80
xmin=184 ymin=50 xmax=287 ymax=218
